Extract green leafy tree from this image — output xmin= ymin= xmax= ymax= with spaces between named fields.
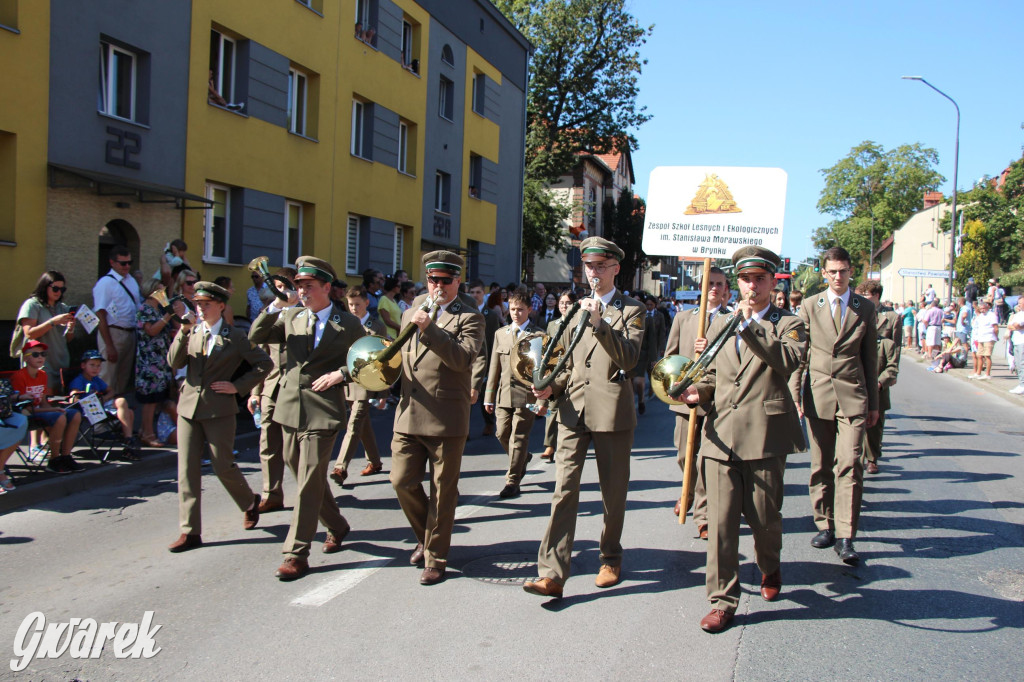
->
xmin=494 ymin=0 xmax=653 ymax=258
xmin=953 ymin=219 xmax=992 ymax=290
xmin=521 ymin=177 xmax=572 ymax=258
xmin=955 ymin=154 xmax=1024 ymax=287
xmin=602 ymin=188 xmax=646 ymax=289
xmin=813 ymin=141 xmax=944 ymax=268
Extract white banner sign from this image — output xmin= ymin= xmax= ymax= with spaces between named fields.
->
xmin=897 ymin=268 xmax=953 ymax=279
xmin=642 ymin=166 xmax=787 ymax=259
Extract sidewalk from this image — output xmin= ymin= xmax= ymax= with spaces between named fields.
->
xmin=907 ymin=325 xmax=1023 ymax=403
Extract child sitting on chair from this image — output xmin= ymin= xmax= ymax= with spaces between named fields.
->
xmin=68 ymin=350 xmax=140 ymax=459
xmin=11 ymin=339 xmax=83 ymax=473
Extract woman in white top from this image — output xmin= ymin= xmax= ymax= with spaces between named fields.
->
xmin=1007 ymin=297 xmax=1024 ymax=394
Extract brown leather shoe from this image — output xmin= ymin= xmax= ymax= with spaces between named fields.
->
xmin=700 ymin=609 xmax=734 ymax=633
xmin=523 ymin=577 xmax=563 ymax=599
xmin=595 ymin=564 xmax=621 ymax=588
xmin=168 ymin=534 xmax=202 ymax=553
xmin=699 ymin=525 xmax=709 ymax=540
xmin=760 ymin=569 xmax=782 ymax=601
xmin=360 ymin=462 xmax=383 ymax=476
xmin=275 ymin=557 xmax=310 ymax=581
xmin=323 ymin=526 xmax=350 ymax=554
xmin=410 ymin=543 xmax=425 ymax=565
xmin=243 ymin=494 xmax=261 ymax=530
xmin=330 ymin=467 xmax=348 ymax=485
xmin=419 ymin=567 xmax=446 ymax=585
xmin=866 ymin=461 xmax=880 ymax=474
xmin=258 ymin=497 xmax=284 ymax=513
xmin=673 ymin=500 xmax=682 ymax=516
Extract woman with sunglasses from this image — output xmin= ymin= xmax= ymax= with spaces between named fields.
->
xmin=15 ymin=271 xmax=77 ymax=391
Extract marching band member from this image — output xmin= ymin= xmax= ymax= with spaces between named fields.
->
xmin=390 ymin=251 xmax=484 ymax=585
xmin=855 ymin=280 xmax=901 ymax=475
xmin=679 ymin=246 xmax=806 ymax=633
xmin=524 ymin=236 xmax=644 ymax=599
xmin=167 ymin=281 xmax=271 ymax=553
xmin=249 ymin=257 xmax=366 ymax=580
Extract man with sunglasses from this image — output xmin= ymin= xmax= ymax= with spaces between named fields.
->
xmin=792 ymin=246 xmax=878 ymax=566
xmin=92 ymin=245 xmax=142 ymax=398
xmin=524 ymin=236 xmax=644 ymax=599
xmin=390 ymin=251 xmax=484 ymax=585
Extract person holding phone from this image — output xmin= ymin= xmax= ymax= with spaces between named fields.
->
xmin=15 ymin=271 xmax=77 ymax=391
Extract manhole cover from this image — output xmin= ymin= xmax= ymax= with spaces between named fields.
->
xmin=462 ymin=554 xmax=538 ymax=586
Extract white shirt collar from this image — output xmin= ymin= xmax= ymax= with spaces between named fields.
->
xmin=310 ymin=304 xmax=333 ymax=323
xmin=598 ymin=289 xmax=616 ymax=307
xmin=359 ymin=312 xmax=371 ymax=325
xmin=826 ymin=288 xmax=851 ymax=308
xmin=106 ymin=268 xmax=125 ymax=282
xmin=203 ymin=318 xmax=224 ymax=337
xmin=750 ymin=303 xmax=771 ymax=323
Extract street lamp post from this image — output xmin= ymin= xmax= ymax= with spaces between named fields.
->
xmin=902 ymin=76 xmax=960 ymax=303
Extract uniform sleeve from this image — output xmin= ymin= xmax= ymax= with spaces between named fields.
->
xmin=421 ymin=311 xmax=485 ymax=372
xmin=790 ymin=305 xmax=811 ymax=407
xmin=167 ymin=327 xmax=191 ymax=370
xmin=231 ymin=332 xmax=273 ymax=396
xmin=664 ymin=312 xmax=682 ymax=356
xmin=593 ymin=305 xmax=643 ymax=372
xmin=878 ymin=338 xmax=899 ymax=388
xmin=484 ymin=329 xmax=502 ymax=401
xmin=248 ymin=307 xmax=286 ymax=345
xmin=862 ymin=306 xmax=879 ymax=411
xmin=740 ymin=315 xmax=806 ymax=379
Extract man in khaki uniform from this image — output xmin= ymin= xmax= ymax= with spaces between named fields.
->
xmin=390 ymin=251 xmax=484 ymax=585
xmin=330 ymin=285 xmax=390 ymax=485
xmin=484 ymin=287 xmax=546 ymax=499
xmin=663 ymin=266 xmax=731 ymax=534
xmin=248 ymin=267 xmax=298 ymax=513
xmin=250 ymin=256 xmax=366 ymax=580
xmin=470 ymin=279 xmax=502 ymax=437
xmin=167 ymin=282 xmax=272 ymax=553
xmin=794 ymin=246 xmax=878 ymax=565
xmin=540 ymin=292 xmax=577 ymax=462
xmin=680 ymin=247 xmax=806 ymax=633
xmin=524 ymin=236 xmax=644 ymax=599
xmin=855 ymin=281 xmax=901 ymax=475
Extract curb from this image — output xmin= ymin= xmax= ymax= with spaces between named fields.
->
xmin=0 ymin=431 xmax=260 ymax=515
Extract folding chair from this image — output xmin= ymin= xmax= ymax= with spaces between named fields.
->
xmin=59 ymin=368 xmax=134 ymax=463
xmin=0 ymin=376 xmax=47 ymax=482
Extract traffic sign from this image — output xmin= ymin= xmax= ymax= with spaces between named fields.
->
xmin=897 ymin=268 xmax=953 ymax=279
xmin=566 ymin=246 xmax=581 ymax=267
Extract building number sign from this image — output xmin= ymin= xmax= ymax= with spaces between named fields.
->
xmin=105 ymin=126 xmax=141 ymax=169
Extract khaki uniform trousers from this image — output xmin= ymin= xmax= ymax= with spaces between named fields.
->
xmin=673 ymin=413 xmax=708 ymax=528
xmin=281 ymin=426 xmax=349 ymax=559
xmin=705 ymin=456 xmax=785 ymax=613
xmin=334 ymin=400 xmax=382 ymax=473
xmin=98 ymin=327 xmax=136 ymax=397
xmin=863 ymin=411 xmax=886 ymax=464
xmin=807 ymin=414 xmax=865 ymax=539
xmin=259 ymin=395 xmax=285 ymax=505
xmin=177 ymin=414 xmax=254 ymax=535
xmin=543 ymin=411 xmax=559 ymax=449
xmin=495 ymin=406 xmax=536 ymax=485
xmin=537 ymin=422 xmax=632 ymax=584
xmin=390 ymin=433 xmax=465 ymax=569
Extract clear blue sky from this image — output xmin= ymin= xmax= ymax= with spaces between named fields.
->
xmin=628 ymin=0 xmax=1024 ymax=264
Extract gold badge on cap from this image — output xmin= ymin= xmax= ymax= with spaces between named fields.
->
xmin=684 ymin=173 xmax=742 ymax=215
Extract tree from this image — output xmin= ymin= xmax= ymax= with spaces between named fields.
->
xmin=493 ymin=0 xmax=653 ymax=258
xmin=953 ymin=219 xmax=993 ymax=291
xmin=521 ymin=177 xmax=572 ymax=258
xmin=813 ymin=141 xmax=944 ymax=268
xmin=955 ymin=154 xmax=1024 ymax=287
xmin=602 ymin=188 xmax=646 ymax=289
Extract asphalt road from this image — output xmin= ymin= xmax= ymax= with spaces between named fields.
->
xmin=1 ymin=358 xmax=1022 ymax=680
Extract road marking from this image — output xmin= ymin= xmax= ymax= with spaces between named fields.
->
xmin=291 ymin=557 xmax=392 ymax=607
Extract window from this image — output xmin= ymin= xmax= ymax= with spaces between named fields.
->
xmin=397 ymin=121 xmax=409 ymax=174
xmin=0 ymin=131 xmax=14 ymax=242
xmin=354 ymin=0 xmax=377 ymax=45
xmin=393 ymin=225 xmax=405 ymax=274
xmin=351 ymin=99 xmax=370 ymax=159
xmin=438 ymin=76 xmax=454 ymax=120
xmin=402 ymin=21 xmax=413 ymax=66
xmin=287 ymin=68 xmax=307 ymax=135
xmin=285 ymin=201 xmax=303 ymax=266
xmin=205 ymin=184 xmax=230 ymax=262
xmin=441 ymin=44 xmax=454 ymax=66
xmin=0 ymin=1 xmax=18 ymax=31
xmin=471 ymin=73 xmax=486 ymax=115
xmin=434 ymin=172 xmax=451 ymax=214
xmin=468 ymin=154 xmax=482 ymax=199
xmin=209 ymin=29 xmax=237 ymax=106
xmin=98 ymin=41 xmax=136 ymax=121
xmin=346 ymin=215 xmax=360 ymax=275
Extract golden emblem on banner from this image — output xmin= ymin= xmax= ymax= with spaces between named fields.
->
xmin=684 ymin=174 xmax=742 ymax=215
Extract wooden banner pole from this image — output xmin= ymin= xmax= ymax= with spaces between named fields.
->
xmin=679 ymin=257 xmax=712 ymax=524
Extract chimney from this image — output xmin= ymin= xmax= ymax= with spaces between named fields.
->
xmin=923 ymin=191 xmax=944 ymax=208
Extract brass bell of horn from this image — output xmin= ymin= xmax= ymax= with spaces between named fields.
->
xmin=346 ymin=335 xmax=403 ymax=392
xmin=650 ymin=354 xmax=702 ymax=405
xmin=248 ymin=256 xmax=296 ymax=302
xmin=149 ymin=288 xmax=190 ymax=324
xmin=512 ymin=333 xmax=565 ymax=387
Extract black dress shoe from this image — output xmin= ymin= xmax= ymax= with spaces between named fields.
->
xmin=499 ymin=483 xmax=520 ymax=499
xmin=835 ymin=538 xmax=860 ymax=565
xmin=810 ymin=529 xmax=836 ymax=548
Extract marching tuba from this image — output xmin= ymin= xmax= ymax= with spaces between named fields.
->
xmin=346 ymin=290 xmax=443 ymax=391
xmin=248 ymin=256 xmax=298 ymax=302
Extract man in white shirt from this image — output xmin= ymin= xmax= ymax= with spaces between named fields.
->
xmin=969 ymin=301 xmax=999 ymax=380
xmin=92 ymin=245 xmax=142 ymax=397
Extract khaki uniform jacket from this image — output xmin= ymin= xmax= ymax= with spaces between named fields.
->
xmin=664 ymin=306 xmax=727 ymax=417
xmin=793 ymin=291 xmax=879 ymax=420
xmin=471 ymin=305 xmax=503 ymax=390
xmin=394 ymin=293 xmax=484 ymax=437
xmin=485 ymin=321 xmax=546 ymax=409
xmin=249 ymin=303 xmax=366 ymax=431
xmin=345 ymin=316 xmax=390 ymax=402
xmin=638 ymin=309 xmax=666 ymax=368
xmin=550 ymin=289 xmax=644 ymax=432
xmin=694 ymin=306 xmax=806 ymax=461
xmin=169 ymin=323 xmax=272 ymax=421
xmin=877 ymin=336 xmax=899 ymax=412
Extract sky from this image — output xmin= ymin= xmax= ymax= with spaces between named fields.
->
xmin=627 ymin=0 xmax=1024 ymax=264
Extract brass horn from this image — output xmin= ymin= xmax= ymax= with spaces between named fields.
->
xmin=347 ymin=290 xmax=442 ymax=391
xmin=651 ymin=313 xmax=743 ymax=404
xmin=516 ymin=277 xmax=599 ymax=391
xmin=150 ymin=288 xmax=191 ymax=324
xmin=511 ymin=332 xmax=565 ymax=387
xmin=248 ymin=256 xmax=296 ymax=302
